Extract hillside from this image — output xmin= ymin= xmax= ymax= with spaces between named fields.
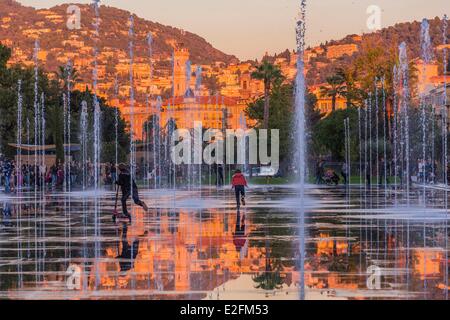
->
xmin=303 ymin=17 xmax=450 ymax=85
xmin=0 ymin=0 xmax=237 ymax=91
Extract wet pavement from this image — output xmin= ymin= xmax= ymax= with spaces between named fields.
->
xmin=0 ymin=184 xmax=448 ymax=300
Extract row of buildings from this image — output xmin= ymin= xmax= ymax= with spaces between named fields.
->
xmin=114 ymin=47 xmax=263 ymax=139
xmin=16 ymin=207 xmax=443 ymax=297
xmin=3 ymin=6 xmax=450 ymax=138
xmin=0 ymin=5 xmax=382 ymax=139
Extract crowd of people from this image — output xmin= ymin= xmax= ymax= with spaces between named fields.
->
xmin=314 ymin=157 xmax=447 ymax=187
xmin=315 ymin=160 xmax=347 ymax=186
xmin=0 ymin=154 xmax=251 ymax=225
xmin=416 ymin=158 xmax=436 ymax=184
xmin=0 ymin=157 xmax=119 ymax=193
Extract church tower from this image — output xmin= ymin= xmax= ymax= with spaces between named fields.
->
xmin=173 ymin=46 xmax=190 ymax=97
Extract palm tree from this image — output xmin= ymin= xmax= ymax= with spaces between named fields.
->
xmin=251 ymin=61 xmax=284 ymax=129
xmin=46 ymin=103 xmax=64 ymax=162
xmin=336 ymin=67 xmax=362 ymax=109
xmin=320 ymin=74 xmax=345 ymax=112
xmin=252 ymin=214 xmax=284 ymax=291
xmin=203 ymin=74 xmax=224 ymax=96
xmin=57 ymin=64 xmax=79 ymax=91
xmin=252 ymin=260 xmax=284 ymax=291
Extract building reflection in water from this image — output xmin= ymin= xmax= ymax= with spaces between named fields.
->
xmin=0 ymin=188 xmax=448 ymax=300
xmin=81 ymin=207 xmax=261 ymax=297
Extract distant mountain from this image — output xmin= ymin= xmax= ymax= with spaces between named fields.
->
xmin=259 ymin=17 xmax=449 ymax=87
xmin=0 ymin=0 xmax=237 ymax=76
xmin=329 ymin=17 xmax=447 ymax=58
xmin=303 ymin=17 xmax=450 ymax=85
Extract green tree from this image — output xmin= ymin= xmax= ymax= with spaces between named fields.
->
xmin=0 ymin=44 xmax=58 ymax=158
xmin=354 ymin=42 xmax=418 ymax=108
xmin=142 ymin=114 xmax=161 ymax=149
xmin=313 ymin=107 xmax=359 ymax=161
xmin=46 ymin=101 xmax=64 ymax=161
xmin=335 ymin=66 xmax=363 ymax=108
xmin=246 ymin=83 xmax=321 ymax=171
xmin=0 ymin=43 xmax=130 ymax=163
xmin=251 ymin=61 xmax=284 ymax=129
xmin=246 ymin=83 xmax=292 ymax=166
xmin=252 ymin=259 xmax=284 ymax=291
xmin=69 ymin=88 xmax=130 ymax=163
xmin=319 ymin=74 xmax=345 ymax=112
xmin=203 ymin=74 xmax=223 ymax=95
xmin=56 ymin=64 xmax=79 ymax=91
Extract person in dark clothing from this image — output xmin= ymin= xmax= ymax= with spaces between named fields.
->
xmin=213 ymin=163 xmax=224 ymax=187
xmin=116 ymin=163 xmax=149 ymax=221
xmin=116 ymin=223 xmax=140 ymax=272
xmin=217 ymin=164 xmax=224 ymax=186
xmin=341 ymin=162 xmax=348 ymax=185
xmin=231 ymin=169 xmax=248 ymax=208
xmin=50 ymin=164 xmax=58 ymax=188
xmin=379 ymin=157 xmax=386 ymax=186
xmin=365 ymin=162 xmax=371 ymax=188
xmin=425 ymin=160 xmax=432 ymax=183
xmin=316 ymin=160 xmax=325 ymax=185
xmin=110 ymin=162 xmax=117 ymax=183
xmin=233 ymin=210 xmax=247 ymax=253
xmin=2 ymin=161 xmax=13 ymax=194
xmin=1 ymin=201 xmax=12 ymax=227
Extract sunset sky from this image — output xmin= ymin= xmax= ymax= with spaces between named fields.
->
xmin=17 ymin=0 xmax=449 ymax=60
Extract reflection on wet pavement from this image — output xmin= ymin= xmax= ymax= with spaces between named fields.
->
xmin=0 ymin=185 xmax=448 ymax=300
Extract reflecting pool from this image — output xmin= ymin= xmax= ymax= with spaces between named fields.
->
xmin=0 ymin=185 xmax=448 ymax=300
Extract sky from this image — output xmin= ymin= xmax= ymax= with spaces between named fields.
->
xmin=17 ymin=0 xmax=449 ymax=61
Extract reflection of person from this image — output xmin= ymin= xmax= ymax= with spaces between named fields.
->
xmin=1 ymin=201 xmax=12 ymax=227
xmin=116 ymin=163 xmax=149 ymax=221
xmin=233 ymin=210 xmax=247 ymax=253
xmin=2 ymin=161 xmax=13 ymax=194
xmin=231 ymin=170 xmax=248 ymax=208
xmin=116 ymin=223 xmax=140 ymax=272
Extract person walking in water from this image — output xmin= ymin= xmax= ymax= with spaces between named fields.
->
xmin=341 ymin=162 xmax=348 ymax=185
xmin=116 ymin=163 xmax=149 ymax=221
xmin=231 ymin=169 xmax=248 ymax=208
xmin=2 ymin=160 xmax=13 ymax=194
xmin=315 ymin=159 xmax=325 ymax=185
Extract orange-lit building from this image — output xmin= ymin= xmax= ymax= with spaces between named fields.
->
xmin=117 ymin=46 xmax=252 ymax=139
xmin=161 ymin=95 xmax=247 ymax=131
xmin=172 ymin=47 xmax=190 ymax=97
xmin=310 ymin=84 xmax=347 ymax=115
xmin=326 ymin=44 xmax=359 ymax=60
xmin=117 ymin=95 xmax=249 ymax=140
xmin=415 ymin=59 xmax=440 ymax=94
xmin=413 ymin=248 xmax=443 ymax=280
xmin=82 ymin=208 xmax=263 ymax=294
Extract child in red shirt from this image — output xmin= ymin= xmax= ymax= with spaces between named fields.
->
xmin=231 ymin=169 xmax=248 ymax=208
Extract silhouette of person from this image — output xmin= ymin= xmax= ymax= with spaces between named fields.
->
xmin=116 ymin=163 xmax=149 ymax=221
xmin=231 ymin=170 xmax=248 ymax=208
xmin=233 ymin=209 xmax=247 ymax=254
xmin=116 ymin=223 xmax=140 ymax=273
xmin=1 ymin=201 xmax=12 ymax=227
